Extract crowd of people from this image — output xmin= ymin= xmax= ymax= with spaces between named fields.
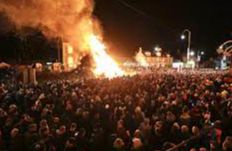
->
xmin=0 ymin=68 xmax=232 ymax=151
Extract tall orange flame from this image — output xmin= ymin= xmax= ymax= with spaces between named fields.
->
xmin=87 ymin=35 xmax=124 ymax=78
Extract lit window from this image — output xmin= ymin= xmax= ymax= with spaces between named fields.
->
xmin=67 ymin=46 xmax=73 ymax=54
xmin=68 ymin=57 xmax=74 ymax=67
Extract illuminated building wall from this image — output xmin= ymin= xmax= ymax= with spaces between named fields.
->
xmin=136 ymin=49 xmax=173 ymax=67
xmin=146 ymin=56 xmax=173 ymax=67
xmin=62 ymin=42 xmax=78 ymax=71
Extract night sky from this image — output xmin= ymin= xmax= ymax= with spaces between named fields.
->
xmin=93 ymin=0 xmax=232 ymax=59
xmin=0 ymin=0 xmax=231 ymax=62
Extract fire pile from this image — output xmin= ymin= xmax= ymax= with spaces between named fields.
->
xmin=0 ymin=0 xmax=124 ymax=78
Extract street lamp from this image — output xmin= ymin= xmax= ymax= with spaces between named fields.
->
xmin=217 ymin=40 xmax=232 ymax=69
xmin=154 ymin=45 xmax=162 ymax=67
xmin=197 ymin=50 xmax=205 ymax=63
xmin=154 ymin=46 xmax=162 ymax=52
xmin=181 ymin=29 xmax=191 ymax=62
xmin=181 ymin=35 xmax=186 ymax=40
xmin=190 ymin=51 xmax=195 ymax=57
xmin=217 ymin=40 xmax=232 ymax=56
xmin=154 ymin=46 xmax=162 ymax=56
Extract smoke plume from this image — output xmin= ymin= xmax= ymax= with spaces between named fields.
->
xmin=0 ymin=0 xmax=102 ymax=50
